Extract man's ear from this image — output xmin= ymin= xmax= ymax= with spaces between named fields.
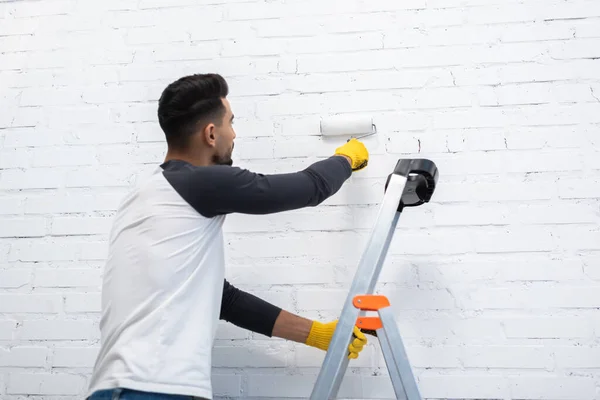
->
xmin=202 ymin=123 xmax=216 ymax=147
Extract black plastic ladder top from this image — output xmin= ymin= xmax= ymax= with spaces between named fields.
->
xmin=384 ymin=159 xmax=439 ymax=210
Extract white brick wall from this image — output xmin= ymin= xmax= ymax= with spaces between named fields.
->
xmin=1 ymin=0 xmax=599 ymax=398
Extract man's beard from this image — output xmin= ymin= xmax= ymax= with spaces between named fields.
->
xmin=213 ymin=154 xmax=233 ymax=166
xmin=212 ymin=150 xmax=233 ymax=166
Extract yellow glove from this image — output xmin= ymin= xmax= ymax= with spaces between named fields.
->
xmin=305 ymin=320 xmax=367 ymax=359
xmin=334 ymin=138 xmax=369 ymax=171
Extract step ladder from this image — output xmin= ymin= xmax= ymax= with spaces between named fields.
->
xmin=310 ymin=158 xmax=439 ymax=400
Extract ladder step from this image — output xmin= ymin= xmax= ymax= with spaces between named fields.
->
xmin=353 ymin=294 xmax=390 ymax=311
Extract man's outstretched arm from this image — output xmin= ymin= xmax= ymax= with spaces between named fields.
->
xmin=162 ymin=140 xmax=368 ymax=218
xmin=220 ymin=279 xmax=367 ymax=358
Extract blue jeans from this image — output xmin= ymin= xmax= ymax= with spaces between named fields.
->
xmin=87 ymin=388 xmax=209 ymax=400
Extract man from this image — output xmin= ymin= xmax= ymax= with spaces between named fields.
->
xmin=86 ymin=73 xmax=370 ymax=400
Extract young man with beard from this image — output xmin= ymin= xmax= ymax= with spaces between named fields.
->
xmin=86 ymin=73 xmax=370 ymax=400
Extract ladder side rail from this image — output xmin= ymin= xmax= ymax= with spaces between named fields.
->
xmin=376 ymin=323 xmax=409 ymax=400
xmin=378 ymin=306 xmax=422 ymax=400
xmin=310 ymin=174 xmax=408 ymax=399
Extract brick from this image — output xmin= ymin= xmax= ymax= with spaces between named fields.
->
xmin=404 ymin=317 xmax=505 ymax=342
xmin=108 ymin=103 xmax=156 ymax=123
xmin=66 ymin=166 xmax=135 ymax=188
xmin=461 ymin=345 xmax=553 ymax=369
xmin=294 ymin=344 xmax=375 ymax=368
xmin=212 ymin=374 xmax=242 ymax=398
xmin=0 ymin=168 xmax=64 ymax=190
xmin=0 ymin=218 xmax=47 ymax=238
xmin=574 ymin=18 xmax=600 ymax=38
xmin=504 ymin=316 xmax=594 ymax=338
xmin=510 ymin=201 xmax=600 ymax=225
xmin=0 ymin=321 xmax=17 ymax=340
xmin=0 ymin=196 xmax=24 ymax=215
xmin=0 ymin=347 xmax=49 ymax=367
xmin=8 ymin=0 xmax=76 ymax=18
xmin=296 ymin=289 xmax=346 ymax=311
xmin=298 ymin=51 xmax=396 ymax=73
xmin=0 ymin=19 xmax=39 ymax=36
xmin=549 ymin=38 xmax=600 ymax=59
xmin=140 ymin=0 xmax=245 ymax=8
xmin=386 ymin=227 xmax=475 ymax=255
xmin=75 ymin=0 xmax=138 ymax=12
xmin=9 ymin=240 xmax=82 ymax=262
xmin=378 ymin=286 xmax=457 ymax=310
xmin=498 ymin=59 xmax=600 ymax=84
xmin=226 ymin=265 xmax=335 ymax=285
xmin=231 ymin=33 xmax=383 ymax=58
xmin=246 ymin=374 xmax=317 ymax=398
xmin=509 ymin=375 xmax=596 ymax=399
xmin=224 ymin=206 xmax=352 ymax=233
xmin=359 ymin=376 xmax=396 ymax=399
xmin=0 ymin=148 xmax=31 ymax=169
xmin=402 ymin=345 xmax=462 ymax=369
xmin=554 ymin=226 xmax=600 ymax=251
xmin=78 ymin=241 xmax=109 ymax=261
xmin=20 ymin=87 xmax=82 ymax=107
xmin=52 ymin=346 xmax=99 ymax=368
xmin=25 ymin=191 xmax=126 ymax=214
xmin=229 ymin=137 xmax=274 ymax=160
xmin=7 ymin=373 xmax=85 ymax=395
xmin=419 ymin=256 xmax=585 ymax=283
xmin=63 ymin=124 xmax=135 ymax=145
xmin=64 ymin=293 xmax=101 ymax=313
xmin=0 ymin=294 xmax=62 ymax=313
xmin=0 ymin=242 xmax=9 ymax=261
xmin=462 ymin=285 xmax=600 ymax=309
xmin=31 ymin=147 xmax=97 ymax=167
xmin=228 ymin=231 xmax=361 ymax=259
xmin=470 ymin=226 xmax=556 ymax=253
xmin=3 ymin=127 xmax=64 ymax=148
xmin=51 ymin=216 xmax=112 ymax=236
xmin=33 ymin=268 xmax=102 ymax=288
xmin=582 ymin=254 xmax=600 ymax=280
xmin=215 ymin=322 xmax=249 ymax=341
xmin=0 ymin=269 xmax=32 ymax=289
xmin=19 ymin=320 xmax=97 ymax=341
xmin=504 ymin=125 xmax=595 ymax=150
xmin=419 ymin=372 xmax=509 ymax=399
xmin=213 ymin=343 xmax=290 ymax=368
xmin=433 ymin=203 xmax=509 ymax=226
xmin=558 ymin=178 xmax=600 ymax=199
xmin=554 ymin=346 xmax=600 ymax=368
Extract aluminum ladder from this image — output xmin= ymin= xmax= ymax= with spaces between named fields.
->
xmin=310 ymin=158 xmax=439 ymax=400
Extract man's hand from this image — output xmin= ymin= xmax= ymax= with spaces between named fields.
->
xmin=334 ymin=138 xmax=369 ymax=171
xmin=305 ymin=320 xmax=368 ymax=359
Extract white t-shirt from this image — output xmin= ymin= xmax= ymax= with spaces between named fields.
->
xmin=86 ymin=156 xmax=352 ymax=399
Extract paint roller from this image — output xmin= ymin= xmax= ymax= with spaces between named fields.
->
xmin=319 ymin=115 xmax=377 ymax=141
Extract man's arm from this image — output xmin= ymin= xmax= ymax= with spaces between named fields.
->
xmin=166 ymin=155 xmax=352 ymax=218
xmin=219 ymin=279 xmax=283 ymax=337
xmin=220 ymin=280 xmax=367 ymax=358
xmin=220 ymin=279 xmax=312 ymax=341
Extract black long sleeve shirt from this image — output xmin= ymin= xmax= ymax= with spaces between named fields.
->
xmin=219 ymin=279 xmax=282 ymax=337
xmin=161 ymin=155 xmax=352 ymax=337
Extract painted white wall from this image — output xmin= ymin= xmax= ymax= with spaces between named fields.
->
xmin=1 ymin=0 xmax=600 ymax=398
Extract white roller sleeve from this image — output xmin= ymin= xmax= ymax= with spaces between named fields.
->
xmin=319 ymin=115 xmax=376 ymax=136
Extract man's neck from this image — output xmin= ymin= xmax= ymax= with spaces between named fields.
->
xmin=164 ymin=149 xmax=212 ymax=167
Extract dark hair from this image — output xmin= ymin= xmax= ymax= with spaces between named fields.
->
xmin=157 ymin=73 xmax=229 ymax=149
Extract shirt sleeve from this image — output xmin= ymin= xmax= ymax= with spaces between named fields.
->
xmin=219 ymin=279 xmax=282 ymax=337
xmin=163 ymin=155 xmax=352 ymax=218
